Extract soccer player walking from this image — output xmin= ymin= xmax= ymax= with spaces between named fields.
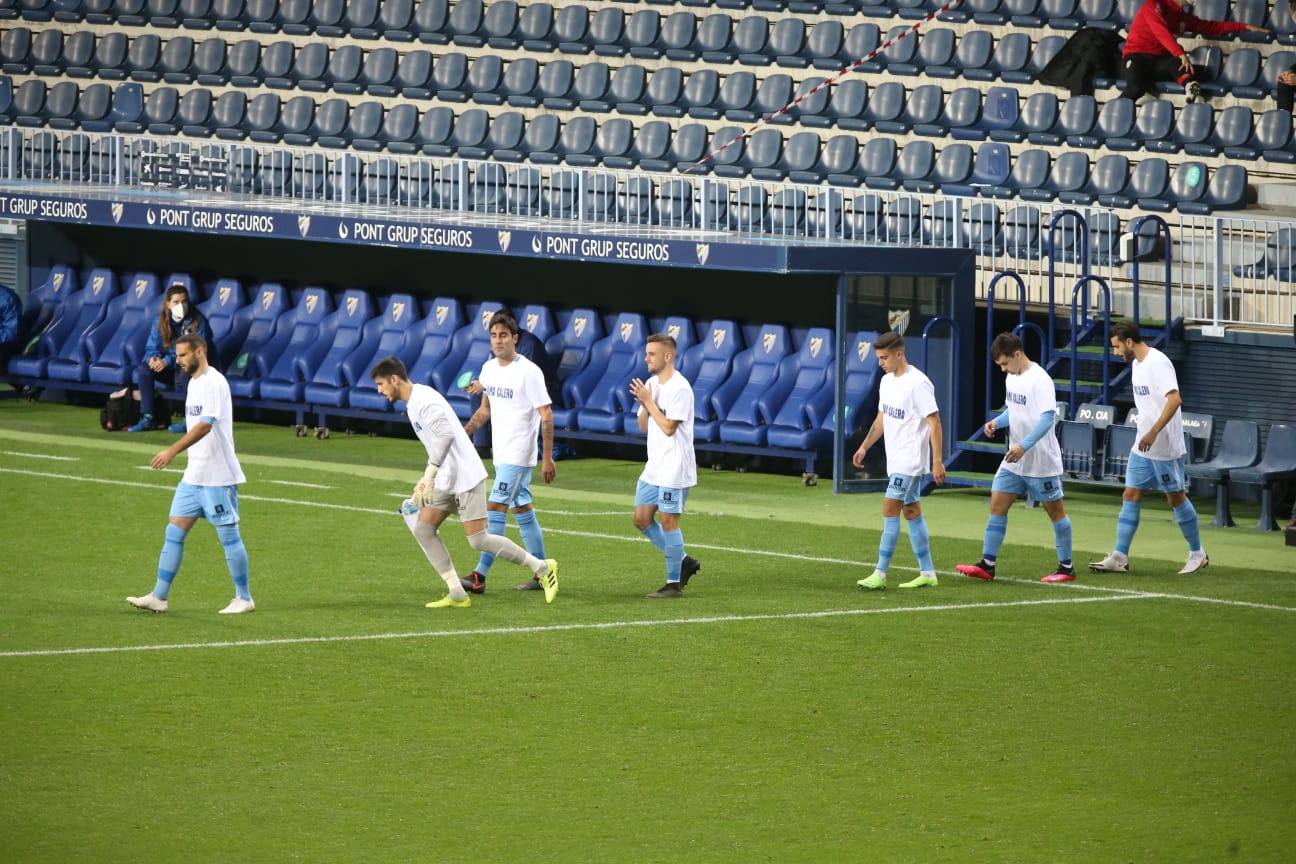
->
xmin=372 ymin=356 xmax=558 ymax=607
xmin=852 ymin=332 xmax=945 ymax=590
xmin=127 ymin=334 xmax=253 ymax=614
xmin=1090 ymin=322 xmax=1208 ymax=575
xmin=460 ymin=311 xmax=556 ymax=595
xmin=629 ymin=333 xmax=700 ymax=599
xmin=957 ymin=333 xmax=1074 ymax=584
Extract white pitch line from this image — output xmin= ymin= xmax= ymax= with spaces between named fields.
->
xmin=0 ymin=594 xmax=1150 ymax=658
xmin=268 ymin=480 xmax=333 ymax=490
xmin=0 ymin=450 xmax=79 ymax=461
xmin=4 ymin=467 xmax=1294 ymax=616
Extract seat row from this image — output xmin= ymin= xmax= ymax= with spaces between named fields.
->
xmin=8 ymin=0 xmax=1294 ymax=48
xmin=6 ymin=263 xmax=883 ymax=455
xmin=5 ymin=22 xmax=1292 ymax=105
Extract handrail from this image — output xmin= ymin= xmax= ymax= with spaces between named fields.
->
xmin=1045 ymin=209 xmax=1089 ymax=362
xmin=1068 ymin=275 xmax=1113 ymax=416
xmin=983 ymin=270 xmax=1027 ymax=418
xmin=921 ymin=314 xmax=960 ymax=459
xmin=1129 ymin=214 xmax=1173 ymax=332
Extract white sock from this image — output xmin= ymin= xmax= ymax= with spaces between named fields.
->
xmin=441 ymin=570 xmax=467 ymax=600
xmin=413 ymin=521 xmax=466 ymax=599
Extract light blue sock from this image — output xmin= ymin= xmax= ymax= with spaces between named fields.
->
xmin=216 ymin=524 xmax=251 ymax=601
xmin=475 ymin=510 xmax=507 ymax=575
xmin=1052 ymin=516 xmax=1073 ymax=566
xmin=1115 ymin=501 xmax=1141 ymax=556
xmin=877 ymin=515 xmax=901 ymax=572
xmin=515 ymin=508 xmax=546 ymax=559
xmin=907 ymin=515 xmax=935 ymax=572
xmin=152 ymin=523 xmax=187 ymax=600
xmin=1172 ymin=500 xmax=1202 ymax=553
xmin=663 ymin=528 xmax=684 ymax=584
xmin=983 ymin=514 xmax=1008 ymax=562
xmin=640 ymin=521 xmax=667 ymax=553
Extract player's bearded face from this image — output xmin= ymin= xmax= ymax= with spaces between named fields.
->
xmin=176 ymin=347 xmax=199 ymax=375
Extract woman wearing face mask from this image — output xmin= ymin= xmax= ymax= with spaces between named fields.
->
xmin=127 ymin=284 xmax=214 ymax=433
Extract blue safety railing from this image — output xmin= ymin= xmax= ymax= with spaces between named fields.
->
xmin=1068 ymin=275 xmax=1112 ymax=415
xmin=1129 ymin=214 xmax=1173 ymax=332
xmin=1045 ymin=209 xmax=1090 ymax=361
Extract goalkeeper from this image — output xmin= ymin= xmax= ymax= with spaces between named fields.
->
xmin=371 ymin=356 xmax=559 ymax=607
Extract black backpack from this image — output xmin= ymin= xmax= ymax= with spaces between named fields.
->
xmin=100 ymin=387 xmax=141 ymax=431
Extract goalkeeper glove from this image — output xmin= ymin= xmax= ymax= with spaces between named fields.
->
xmin=411 ymin=463 xmax=439 ymax=508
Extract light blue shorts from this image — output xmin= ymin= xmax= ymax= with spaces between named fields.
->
xmin=488 ymin=463 xmax=534 ymax=507
xmin=170 ymin=481 xmax=240 ymax=526
xmin=884 ymin=473 xmax=927 ymax=505
xmin=992 ymin=468 xmax=1065 ymax=502
xmin=1126 ymin=452 xmax=1188 ymax=493
xmin=635 ymin=480 xmax=689 ymax=514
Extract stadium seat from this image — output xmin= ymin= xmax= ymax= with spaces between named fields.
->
xmin=398 ymin=296 xmax=465 ymax=391
xmin=545 ymin=306 xmax=602 ymax=427
xmin=300 ymin=289 xmax=378 ymax=408
xmin=246 ymin=287 xmax=338 ymax=403
xmin=436 ymin=300 xmax=506 ymax=418
xmin=1058 ymin=419 xmax=1098 ymax=479
xmin=1185 ymin=419 xmax=1260 ymax=527
xmin=78 ymin=271 xmax=160 ymax=386
xmin=196 ymin=278 xmax=250 ymax=370
xmin=715 ymin=323 xmax=791 ymax=445
xmin=770 ymin=329 xmax=882 ymax=450
xmin=650 ymin=319 xmax=740 ymax=441
xmin=222 ymin=282 xmax=290 ymax=396
xmin=754 ymin=327 xmax=835 ymax=449
xmin=570 ymin=312 xmax=647 ymax=432
xmin=1229 ymin=425 xmax=1296 ymax=531
xmin=36 ymin=268 xmax=120 ymax=382
xmin=1104 ymin=157 xmax=1168 ymax=209
xmin=343 ymin=294 xmax=423 ymax=411
xmin=1099 ymin=423 xmax=1137 ymax=483
xmin=990 ymin=91 xmax=1057 ymax=143
xmin=14 ymin=264 xmax=76 ymax=345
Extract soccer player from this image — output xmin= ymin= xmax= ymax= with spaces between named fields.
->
xmin=372 ymin=356 xmax=558 ymax=607
xmin=852 ymin=332 xmax=945 ymax=590
xmin=956 ymin=333 xmax=1074 ymax=584
xmin=629 ymin=333 xmax=700 ymax=599
xmin=460 ymin=311 xmax=556 ymax=595
xmin=127 ymin=334 xmax=253 ymax=614
xmin=1090 ymin=322 xmax=1208 ymax=575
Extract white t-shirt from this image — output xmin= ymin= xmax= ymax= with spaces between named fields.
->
xmin=1131 ymin=346 xmax=1186 ymax=461
xmin=879 ymin=366 xmax=939 ymax=477
xmin=406 ymin=383 xmax=489 ymax=495
xmin=639 ymin=372 xmax=697 ymax=489
xmin=479 ymin=354 xmax=551 ymax=468
xmin=182 ymin=367 xmax=246 ymax=487
xmin=1001 ymin=361 xmax=1064 ymax=478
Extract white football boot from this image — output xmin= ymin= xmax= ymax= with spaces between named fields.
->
xmin=127 ymin=594 xmax=168 ymax=613
xmin=1178 ymin=551 xmax=1209 ymax=575
xmin=1088 ymin=552 xmax=1130 ymax=573
xmin=218 ymin=597 xmax=256 ymax=614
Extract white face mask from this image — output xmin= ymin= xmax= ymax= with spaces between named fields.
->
xmin=169 ymin=302 xmax=186 ymax=322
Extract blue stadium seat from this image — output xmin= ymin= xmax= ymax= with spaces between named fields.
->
xmin=1059 ymin=152 xmax=1125 ymax=206
xmin=390 ymin=48 xmax=432 ymax=97
xmin=546 ymin=306 xmax=602 ymax=427
xmin=1203 ymin=47 xmax=1260 ymax=98
xmin=943 ymin=141 xmax=1010 ymax=196
xmin=1027 ymin=94 xmax=1094 ymax=146
xmin=243 ymin=287 xmax=336 ymax=401
xmin=1059 ymin=419 xmax=1098 ymax=479
xmin=658 ymin=319 xmax=739 ymax=441
xmin=435 ymin=300 xmax=506 ymax=418
xmin=197 ymin=278 xmax=250 ymax=370
xmin=751 ymin=327 xmax=835 ymax=449
xmin=990 ymin=91 xmax=1056 ymax=143
xmin=714 ymin=323 xmax=791 ymax=445
xmin=81 ymin=272 xmax=160 ymax=386
xmin=1232 ymin=228 xmax=1296 ymax=280
xmin=951 ymin=85 xmax=1019 ymax=141
xmin=570 ymin=312 xmax=647 ymax=432
xmin=1102 ymin=156 xmax=1167 ymax=208
xmin=343 ymin=294 xmax=423 ymax=411
xmin=38 ymin=268 xmax=119 ymax=382
xmin=876 ymin=82 xmax=943 ymax=135
xmin=222 ymin=282 xmax=290 ymax=396
xmin=1177 ymin=164 xmax=1247 ymax=214
xmin=964 ymin=200 xmax=1003 ymax=254
xmin=845 ymin=192 xmax=884 ymax=242
xmin=14 ymin=264 xmax=74 ymax=345
xmin=954 ymin=30 xmax=996 ymax=80
xmin=300 ymin=289 xmax=377 ymax=408
xmin=864 ymin=139 xmax=932 ymax=191
xmin=1003 ymin=204 xmax=1042 ymax=259
xmin=990 ymin=146 xmax=1049 ymax=199
xmin=1185 ymin=105 xmax=1251 ymax=157
xmin=399 ymin=297 xmax=465 ymax=391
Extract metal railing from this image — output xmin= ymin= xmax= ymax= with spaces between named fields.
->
xmin=1 ymin=125 xmax=1292 ymax=330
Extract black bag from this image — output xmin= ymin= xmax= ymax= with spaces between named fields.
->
xmin=1039 ymin=27 xmax=1124 ymax=96
xmin=100 ymin=387 xmax=141 ymax=431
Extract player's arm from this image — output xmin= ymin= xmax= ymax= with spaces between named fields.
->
xmin=1004 ymin=410 xmax=1055 ymax=464
xmin=537 ymin=404 xmax=556 ymax=483
xmin=630 ymin=378 xmax=680 ymax=436
xmin=463 ymin=391 xmax=491 ymax=437
xmin=150 ymin=418 xmax=213 ymax=469
xmin=637 ymin=402 xmax=649 ymax=433
xmin=984 ymin=409 xmax=1010 ymax=437
xmin=926 ymin=411 xmax=946 ymax=484
xmin=1139 ymin=389 xmax=1182 ymax=452
xmin=852 ymin=411 xmax=885 ymax=467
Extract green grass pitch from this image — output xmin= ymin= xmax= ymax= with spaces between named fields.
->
xmin=1 ymin=401 xmax=1293 ymax=863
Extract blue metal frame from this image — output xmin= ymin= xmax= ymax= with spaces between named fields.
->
xmin=1068 ymin=275 xmax=1113 ymax=415
xmin=1129 ymin=214 xmax=1173 ymax=331
xmin=1045 ymin=209 xmax=1090 ymax=361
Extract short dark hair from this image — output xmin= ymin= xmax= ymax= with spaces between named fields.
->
xmin=370 ymin=355 xmax=409 ymax=380
xmin=488 ymin=311 xmax=520 ymax=336
xmin=174 ymin=333 xmax=206 ymax=353
xmin=647 ymin=333 xmax=677 ymax=352
xmin=1111 ymin=321 xmax=1143 ymax=343
xmin=990 ymin=332 xmax=1024 ymax=360
xmin=874 ymin=331 xmax=904 ymax=352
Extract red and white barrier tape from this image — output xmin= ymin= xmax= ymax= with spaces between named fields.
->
xmin=685 ymin=0 xmax=967 ymax=174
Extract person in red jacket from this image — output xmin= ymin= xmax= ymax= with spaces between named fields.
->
xmin=1121 ymin=0 xmax=1269 ymax=103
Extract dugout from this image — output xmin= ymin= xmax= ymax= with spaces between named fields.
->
xmin=10 ymin=188 xmax=975 ymax=492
